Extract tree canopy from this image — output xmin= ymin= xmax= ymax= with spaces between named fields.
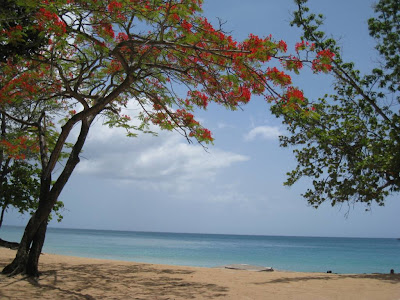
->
xmin=271 ymin=0 xmax=400 ymax=209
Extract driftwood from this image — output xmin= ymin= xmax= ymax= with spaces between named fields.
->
xmin=0 ymin=238 xmax=19 ymax=250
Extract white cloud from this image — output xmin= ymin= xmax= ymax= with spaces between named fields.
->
xmin=62 ymin=100 xmax=249 ymax=201
xmin=76 ymin=119 xmax=249 ymax=193
xmin=244 ymin=126 xmax=282 ymax=141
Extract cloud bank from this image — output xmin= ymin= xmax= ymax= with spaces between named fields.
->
xmin=76 ymin=118 xmax=249 ymax=194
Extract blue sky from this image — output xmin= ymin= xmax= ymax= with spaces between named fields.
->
xmin=6 ymin=0 xmax=400 ymax=238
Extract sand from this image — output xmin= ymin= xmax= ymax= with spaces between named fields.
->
xmin=0 ymin=248 xmax=399 ymax=299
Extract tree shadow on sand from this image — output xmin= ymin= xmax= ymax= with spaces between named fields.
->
xmin=1 ymin=261 xmax=229 ymax=299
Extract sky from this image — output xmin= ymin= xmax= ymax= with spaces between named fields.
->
xmin=5 ymin=0 xmax=400 ymax=238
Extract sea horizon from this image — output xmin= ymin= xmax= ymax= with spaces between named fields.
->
xmin=1 ymin=225 xmax=399 ymax=274
xmin=4 ymin=224 xmax=397 ymax=240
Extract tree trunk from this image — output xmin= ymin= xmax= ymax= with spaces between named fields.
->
xmin=2 ymin=116 xmax=93 ymax=277
xmin=1 ymin=197 xmax=52 ymax=277
xmin=26 ymin=220 xmax=48 ymax=277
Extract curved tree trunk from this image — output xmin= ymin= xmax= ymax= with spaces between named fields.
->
xmin=2 ymin=197 xmax=53 ymax=276
xmin=2 ymin=116 xmax=93 ymax=277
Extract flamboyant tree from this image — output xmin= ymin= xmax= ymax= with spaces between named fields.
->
xmin=271 ymin=0 xmax=400 ymax=209
xmin=0 ymin=0 xmax=333 ymax=276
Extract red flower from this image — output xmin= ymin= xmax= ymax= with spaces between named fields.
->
xmin=116 ymin=32 xmax=129 ymax=42
xmin=266 ymin=67 xmax=292 ymax=86
xmin=316 ymin=49 xmax=335 ymax=60
xmin=312 ymin=49 xmax=335 ymax=73
xmin=181 ymin=20 xmax=193 ymax=32
xmin=278 ymin=40 xmax=287 ymax=52
xmin=286 ymin=87 xmax=305 ymax=102
xmin=108 ymin=1 xmax=123 ymax=12
xmin=295 ymin=41 xmax=306 ymax=52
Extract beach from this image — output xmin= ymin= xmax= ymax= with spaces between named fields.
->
xmin=1 ymin=248 xmax=399 ymax=299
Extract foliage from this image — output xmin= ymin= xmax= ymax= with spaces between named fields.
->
xmin=0 ymin=160 xmax=64 ymax=228
xmin=0 ymin=0 xmax=48 ymax=61
xmin=0 ymin=110 xmax=64 ymax=229
xmin=0 ymin=1 xmax=66 ymax=225
xmin=0 ymin=0 xmax=322 ymax=178
xmin=271 ymin=0 xmax=400 ymax=209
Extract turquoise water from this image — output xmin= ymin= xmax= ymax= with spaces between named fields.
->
xmin=1 ymin=225 xmax=399 ymax=274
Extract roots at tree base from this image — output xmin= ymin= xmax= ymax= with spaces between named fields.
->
xmin=2 ymin=220 xmax=48 ymax=277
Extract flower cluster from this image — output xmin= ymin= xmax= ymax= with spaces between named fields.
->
xmin=276 ymin=87 xmax=307 ymax=113
xmin=312 ymin=49 xmax=335 ymax=73
xmin=181 ymin=20 xmax=193 ymax=32
xmin=0 ymin=136 xmax=38 ymax=160
xmin=94 ymin=21 xmax=115 ymax=39
xmin=189 ymin=128 xmax=213 ymax=142
xmin=266 ymin=67 xmax=292 ymax=86
xmin=108 ymin=1 xmax=123 ymax=12
xmin=36 ymin=8 xmax=66 ymax=36
xmin=295 ymin=40 xmax=315 ymax=53
xmin=277 ymin=40 xmax=287 ymax=52
xmin=107 ymin=59 xmax=123 ymax=73
xmin=175 ymin=109 xmax=199 ymax=127
xmin=116 ymin=32 xmax=129 ymax=42
xmin=1 ymin=70 xmax=41 ymax=103
xmin=281 ymin=56 xmax=303 ymax=73
xmin=285 ymin=87 xmax=305 ymax=102
xmin=188 ymin=91 xmax=209 ymax=109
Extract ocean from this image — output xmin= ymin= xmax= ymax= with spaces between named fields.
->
xmin=1 ymin=225 xmax=399 ymax=274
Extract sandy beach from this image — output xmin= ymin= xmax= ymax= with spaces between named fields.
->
xmin=0 ymin=248 xmax=399 ymax=299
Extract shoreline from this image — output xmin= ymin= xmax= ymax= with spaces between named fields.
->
xmin=1 ymin=248 xmax=399 ymax=299
xmin=3 ymin=226 xmax=399 ymax=274
xmin=29 ymin=250 xmax=400 ymax=275
xmin=2 ymin=225 xmax=399 ymax=274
